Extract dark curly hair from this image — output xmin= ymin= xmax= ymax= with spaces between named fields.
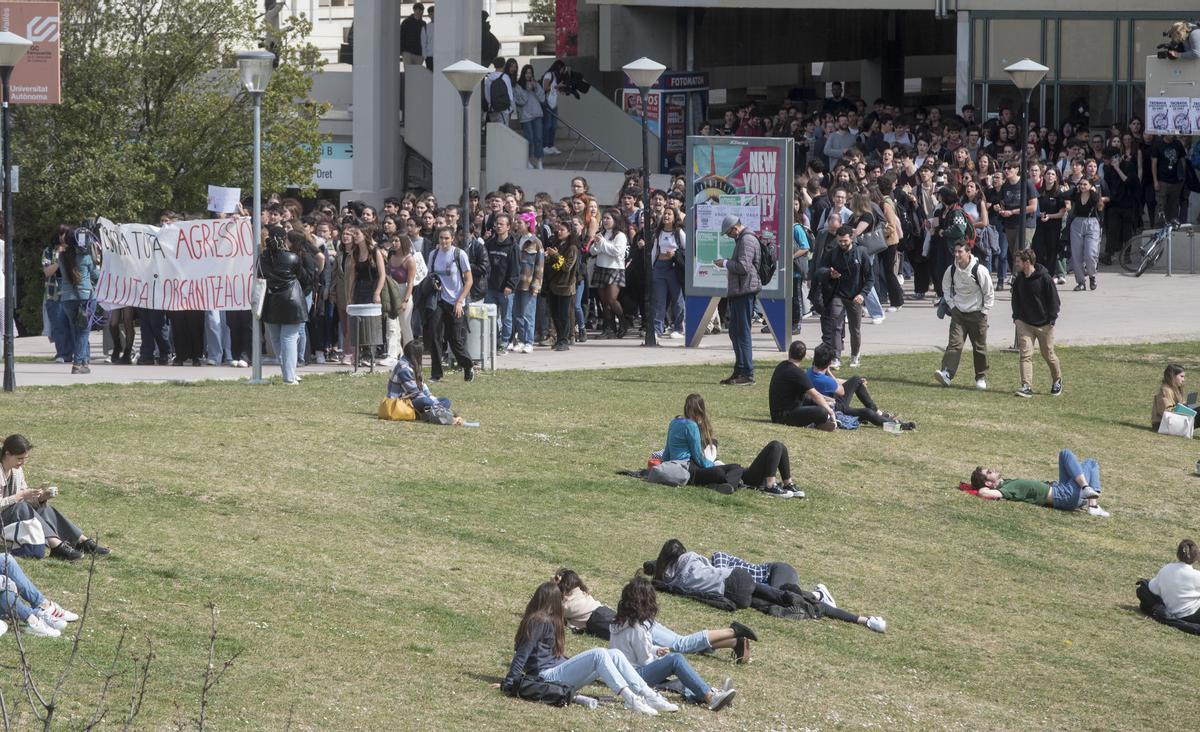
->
xmin=613 ymin=576 xmax=658 ymax=629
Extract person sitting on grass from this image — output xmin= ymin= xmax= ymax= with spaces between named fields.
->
xmin=0 ymin=553 xmax=80 ymax=638
xmin=663 ymin=393 xmax=801 ymax=497
xmin=649 ymin=539 xmax=887 ymax=633
xmin=1152 ymin=364 xmax=1197 ymax=431
xmin=970 ymin=448 xmax=1110 ymax=517
xmin=809 ymin=343 xmax=915 ymax=430
xmin=385 ymin=342 xmax=464 ymax=426
xmin=555 ymin=568 xmax=757 ymax=663
xmin=608 ymin=577 xmax=738 ymax=712
xmin=0 ymin=434 xmax=110 ymax=561
xmin=500 ymin=581 xmax=680 ymax=716
xmin=768 ymin=341 xmax=837 ymax=431
xmin=1146 ymin=539 xmax=1200 ymax=625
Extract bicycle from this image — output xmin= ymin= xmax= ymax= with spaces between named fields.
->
xmin=1120 ymin=220 xmax=1193 ymax=277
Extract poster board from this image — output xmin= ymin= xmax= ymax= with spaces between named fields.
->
xmin=684 ymin=135 xmax=793 ymax=299
xmin=1145 ymin=56 xmax=1200 ymax=134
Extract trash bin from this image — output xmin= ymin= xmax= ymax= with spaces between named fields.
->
xmin=346 ymin=303 xmax=383 ymax=372
xmin=466 ymin=302 xmax=496 ymax=371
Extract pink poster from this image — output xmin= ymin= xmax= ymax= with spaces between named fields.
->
xmin=555 ymin=0 xmax=577 ymax=57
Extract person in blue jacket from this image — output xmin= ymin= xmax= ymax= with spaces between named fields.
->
xmin=57 ymin=228 xmax=100 ymax=375
xmin=662 ymin=394 xmax=799 ymax=497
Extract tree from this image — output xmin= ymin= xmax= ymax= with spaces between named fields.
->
xmin=10 ymin=0 xmax=327 ymax=332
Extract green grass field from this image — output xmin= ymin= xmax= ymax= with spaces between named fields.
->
xmin=1 ymin=341 xmax=1198 ymax=730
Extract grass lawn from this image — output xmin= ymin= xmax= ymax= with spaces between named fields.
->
xmin=1 ymin=340 xmax=1198 ymax=730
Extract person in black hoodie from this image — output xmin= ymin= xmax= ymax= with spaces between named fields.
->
xmin=1010 ymin=249 xmax=1062 ymax=398
xmin=484 ymin=214 xmax=520 ymax=349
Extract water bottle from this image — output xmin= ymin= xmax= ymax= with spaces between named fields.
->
xmin=883 ymin=420 xmax=902 ymax=435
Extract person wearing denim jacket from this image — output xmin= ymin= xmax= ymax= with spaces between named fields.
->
xmin=56 ymin=234 xmax=99 ymax=374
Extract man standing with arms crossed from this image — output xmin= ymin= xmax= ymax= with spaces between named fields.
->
xmin=935 ymin=240 xmax=994 ymax=390
xmin=1010 ymin=249 xmax=1062 ymax=398
xmin=715 ymin=215 xmax=761 ymax=385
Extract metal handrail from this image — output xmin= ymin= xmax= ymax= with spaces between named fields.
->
xmin=544 ymin=108 xmax=628 ymax=173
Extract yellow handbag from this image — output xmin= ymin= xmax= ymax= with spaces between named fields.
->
xmin=378 ymin=397 xmax=417 ymax=421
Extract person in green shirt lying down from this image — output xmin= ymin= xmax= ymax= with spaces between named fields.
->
xmin=969 ymin=448 xmax=1110 ymax=517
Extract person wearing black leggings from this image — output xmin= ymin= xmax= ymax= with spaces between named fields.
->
xmin=650 ymin=539 xmax=887 ymax=633
xmin=768 ymin=341 xmax=836 ymax=431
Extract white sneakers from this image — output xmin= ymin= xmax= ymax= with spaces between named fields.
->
xmin=708 ymin=687 xmax=737 ymax=711
xmin=505 ymin=343 xmax=535 ymax=354
xmin=521 ymin=343 xmax=534 ymax=354
xmin=378 ymin=356 xmax=398 ymax=368
xmin=935 ymin=369 xmax=952 ymax=386
xmin=814 ymin=583 xmax=837 ymax=608
xmin=871 ymin=316 xmax=885 ymax=325
xmin=975 ymin=378 xmax=987 ymax=390
xmin=849 ymin=354 xmax=861 ymax=368
xmin=866 ymin=616 xmax=888 ymax=633
xmin=25 ymin=614 xmax=61 ymax=638
xmin=36 ymin=607 xmax=67 ymax=631
xmin=1087 ymin=505 xmax=1111 ymax=517
xmin=42 ymin=600 xmax=79 ymax=622
xmin=642 ymin=690 xmax=679 ymax=713
xmin=0 ymin=619 xmax=6 ymax=637
xmin=622 ymin=689 xmax=658 ymax=716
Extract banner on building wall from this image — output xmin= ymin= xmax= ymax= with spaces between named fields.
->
xmin=94 ymin=217 xmax=256 ymax=311
xmin=554 ymin=0 xmax=578 ymax=57
xmin=685 ymin=136 xmax=793 ymax=299
xmin=0 ymin=1 xmax=61 ymax=104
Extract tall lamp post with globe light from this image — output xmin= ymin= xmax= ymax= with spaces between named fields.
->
xmin=0 ymin=31 xmax=30 ymax=393
xmin=442 ymin=60 xmax=490 ymax=240
xmin=1004 ymin=58 xmax=1049 ymax=256
xmin=237 ymin=50 xmax=274 ymax=384
xmin=622 ymin=57 xmax=665 ymax=347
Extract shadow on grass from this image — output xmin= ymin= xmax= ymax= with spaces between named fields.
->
xmin=1116 ymin=604 xmax=1145 ymax=615
xmin=464 ymin=672 xmax=505 ymax=685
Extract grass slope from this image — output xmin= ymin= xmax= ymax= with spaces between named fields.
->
xmin=0 ymin=341 xmax=1198 ymax=730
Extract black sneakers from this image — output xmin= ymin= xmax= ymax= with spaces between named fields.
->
xmin=1050 ymin=379 xmax=1063 ymax=396
xmin=78 ymin=538 xmax=111 ymax=556
xmin=50 ymin=543 xmax=83 ymax=561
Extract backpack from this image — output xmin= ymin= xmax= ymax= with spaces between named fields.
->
xmin=742 ymin=231 xmax=776 ymax=287
xmin=948 ymin=261 xmax=984 ymax=298
xmin=488 ymin=74 xmax=510 ymax=113
xmin=508 ymin=675 xmax=576 ymax=706
xmin=646 ymin=459 xmax=690 ymax=487
xmin=943 ymin=205 xmax=976 ymax=247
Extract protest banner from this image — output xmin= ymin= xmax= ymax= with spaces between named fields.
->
xmin=94 ymin=217 xmax=256 ymax=311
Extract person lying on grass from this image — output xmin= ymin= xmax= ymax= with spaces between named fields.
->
xmin=808 ymin=343 xmax=916 ymax=430
xmin=499 ymin=581 xmax=680 ymax=716
xmin=385 ymin=341 xmax=464 ymax=426
xmin=0 ymin=553 xmax=80 ymax=638
xmin=970 ymin=448 xmax=1110 ymax=517
xmin=608 ymin=577 xmax=738 ymax=712
xmin=648 ymin=539 xmax=887 ymax=633
xmin=662 ymin=393 xmax=802 ymax=497
xmin=555 ymin=568 xmax=757 ymax=662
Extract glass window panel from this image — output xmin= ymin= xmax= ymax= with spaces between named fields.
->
xmin=987 ymin=19 xmax=1043 ymax=81
xmin=1118 ymin=20 xmax=1129 ymax=81
xmin=1059 ymin=20 xmax=1114 ymax=81
xmin=1131 ymin=84 xmax=1146 ymax=126
xmin=1057 ymin=84 xmax=1116 ymax=131
xmin=1045 ymin=20 xmax=1056 ymax=80
xmin=973 ymin=20 xmax=985 ymax=81
xmin=1132 ymin=20 xmax=1164 ymax=81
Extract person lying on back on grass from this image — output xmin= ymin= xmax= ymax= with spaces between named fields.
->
xmin=808 ymin=343 xmax=916 ymax=431
xmin=970 ymin=448 xmax=1110 ymax=517
xmin=554 ymin=568 xmax=757 ymax=662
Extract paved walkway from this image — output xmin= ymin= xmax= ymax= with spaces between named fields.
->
xmin=12 ymin=269 xmax=1200 ymax=386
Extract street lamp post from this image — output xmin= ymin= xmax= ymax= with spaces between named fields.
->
xmin=237 ymin=50 xmax=275 ymax=385
xmin=0 ymin=32 xmax=30 ymax=393
xmin=623 ymin=57 xmax=665 ymax=347
xmin=442 ymin=60 xmax=490 ymax=240
xmin=1004 ymin=59 xmax=1049 ymax=257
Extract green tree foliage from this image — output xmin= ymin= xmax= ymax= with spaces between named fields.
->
xmin=11 ymin=0 xmax=327 ymax=332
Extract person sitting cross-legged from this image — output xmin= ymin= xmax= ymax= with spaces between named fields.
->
xmin=971 ymin=448 xmax=1110 ymax=517
xmin=808 ymin=343 xmax=915 ymax=430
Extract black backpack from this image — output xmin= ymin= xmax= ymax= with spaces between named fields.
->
xmin=508 ymin=675 xmax=575 ymax=706
xmin=488 ymin=74 xmax=510 ymax=113
xmin=754 ymin=234 xmax=777 ymax=287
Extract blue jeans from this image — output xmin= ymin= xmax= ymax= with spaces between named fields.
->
xmin=649 ymin=622 xmax=711 ymax=654
xmin=521 ymin=119 xmax=544 ymax=162
xmin=204 ymin=310 xmax=231 ymax=363
xmin=727 ymin=293 xmax=756 ymax=378
xmin=539 ymin=647 xmax=648 ymax=695
xmin=412 ymin=395 xmax=450 ymax=412
xmin=637 ymin=653 xmax=711 ymax=703
xmin=542 ymin=108 xmax=558 ymax=148
xmin=265 ymin=322 xmax=301 ymax=383
xmin=296 ymin=294 xmax=313 ymax=363
xmin=485 ymin=288 xmax=514 ymax=345
xmin=513 ymin=289 xmax=538 ymax=345
xmin=44 ymin=298 xmax=74 ymax=361
xmin=138 ymin=308 xmax=171 ymax=362
xmin=652 ymin=261 xmax=684 ymax=335
xmin=61 ymin=299 xmax=91 ymax=365
xmin=864 ymin=285 xmax=884 ymax=319
xmin=1050 ymin=449 xmax=1101 ymax=510
xmin=0 ymin=554 xmax=46 ymax=622
xmin=992 ymin=228 xmax=1010 ymax=283
xmin=573 ymin=284 xmax=586 ymax=330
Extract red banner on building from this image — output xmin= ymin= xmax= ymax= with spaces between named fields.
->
xmin=0 ymin=1 xmax=61 ymax=104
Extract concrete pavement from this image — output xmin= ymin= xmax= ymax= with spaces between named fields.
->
xmin=12 ymin=268 xmax=1200 ymax=386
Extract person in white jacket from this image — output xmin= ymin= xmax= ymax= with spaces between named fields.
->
xmin=590 ymin=210 xmax=629 ymax=338
xmin=935 ymin=241 xmax=995 ymax=390
xmin=608 ymin=577 xmax=738 ymax=712
xmin=1148 ymin=539 xmax=1200 ymax=622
